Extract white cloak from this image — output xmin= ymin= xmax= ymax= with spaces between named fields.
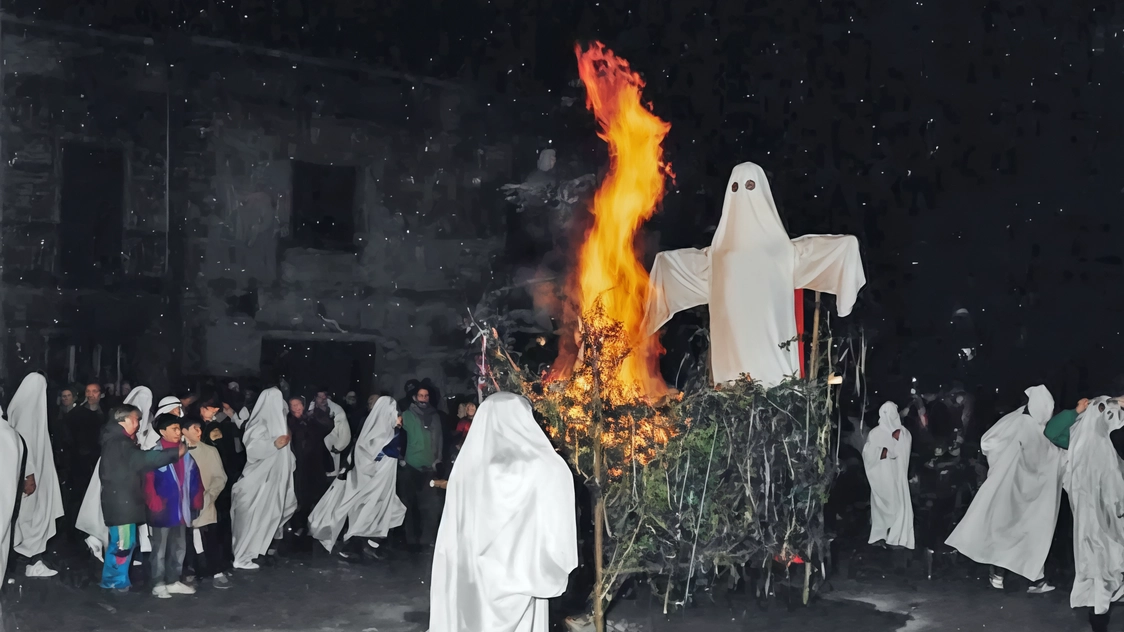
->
xmin=231 ymin=387 xmax=296 ymax=566
xmin=945 ymin=385 xmax=1063 ymax=581
xmin=1067 ymin=396 xmax=1124 ymax=614
xmin=862 ymin=402 xmax=914 ymax=549
xmin=75 ymin=386 xmax=155 ymax=559
xmin=8 ymin=373 xmax=64 ymax=557
xmin=0 ymin=405 xmax=26 ymax=582
xmin=643 ymin=162 xmax=866 ymax=387
xmin=429 ymin=392 xmax=577 ymax=632
xmin=308 ymin=396 xmax=405 ymax=551
xmin=324 ymin=398 xmax=352 ymax=475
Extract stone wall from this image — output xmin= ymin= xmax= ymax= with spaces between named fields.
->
xmin=0 ymin=20 xmax=176 ymax=394
xmin=1 ymin=16 xmax=532 ymax=399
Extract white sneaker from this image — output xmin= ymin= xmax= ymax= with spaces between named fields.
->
xmin=165 ymin=581 xmax=196 ymax=595
xmin=989 ymin=574 xmax=1004 ymax=590
xmin=24 ymin=561 xmax=58 ymax=578
xmin=1027 ymin=582 xmax=1055 ymax=594
xmin=366 ymin=540 xmax=380 ymax=549
xmin=152 ymin=584 xmax=171 ymax=599
xmin=233 ymin=560 xmax=260 ymax=570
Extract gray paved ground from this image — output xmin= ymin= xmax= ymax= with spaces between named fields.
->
xmin=0 ymin=545 xmax=1105 ymax=632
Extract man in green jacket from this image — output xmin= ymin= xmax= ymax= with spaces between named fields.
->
xmin=1043 ymin=398 xmax=1090 ymax=450
xmin=398 ymin=386 xmax=444 ymax=551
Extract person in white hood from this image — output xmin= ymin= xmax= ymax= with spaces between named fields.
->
xmin=0 ymin=404 xmax=29 ymax=585
xmin=862 ymin=401 xmax=914 ymax=550
xmin=428 ymin=392 xmax=577 ymax=632
xmin=308 ymin=396 xmax=405 ymax=556
xmin=7 ymin=373 xmax=63 ymax=578
xmin=945 ymin=385 xmax=1063 ymax=593
xmin=1063 ymin=396 xmax=1124 ymax=632
xmin=231 ymin=387 xmax=296 ymax=570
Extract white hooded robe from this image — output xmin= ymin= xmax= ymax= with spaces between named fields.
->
xmin=0 ymin=405 xmax=26 ymax=582
xmin=8 ymin=373 xmax=64 ymax=558
xmin=231 ymin=387 xmax=297 ymax=566
xmin=323 ymin=398 xmax=352 ymax=476
xmin=1067 ymin=396 xmax=1124 ymax=614
xmin=429 ymin=392 xmax=577 ymax=632
xmin=643 ymin=162 xmax=867 ymax=387
xmin=75 ymin=386 xmax=155 ymax=560
xmin=308 ymin=396 xmax=405 ymax=551
xmin=862 ymin=402 xmax=914 ymax=549
xmin=944 ymin=385 xmax=1063 ymax=581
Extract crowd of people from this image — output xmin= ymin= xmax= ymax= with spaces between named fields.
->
xmin=12 ymin=364 xmax=1124 ymax=632
xmin=862 ymin=383 xmax=1124 ymax=632
xmin=0 ymin=373 xmax=480 ymax=600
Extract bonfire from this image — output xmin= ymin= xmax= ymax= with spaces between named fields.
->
xmin=468 ymin=41 xmax=844 ymax=632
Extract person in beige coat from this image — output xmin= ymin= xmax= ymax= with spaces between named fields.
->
xmin=183 ymin=413 xmax=230 ymax=589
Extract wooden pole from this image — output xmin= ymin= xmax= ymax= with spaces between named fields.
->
xmin=809 ymin=293 xmax=823 ymax=380
xmin=591 ymin=343 xmax=606 ymax=632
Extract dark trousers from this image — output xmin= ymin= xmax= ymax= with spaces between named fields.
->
xmin=184 ymin=524 xmax=226 ymax=578
xmin=397 ymin=464 xmax=441 ymax=546
xmin=1090 ymin=610 xmax=1109 ymax=632
xmin=214 ymin=494 xmax=235 ymax=566
xmin=149 ymin=526 xmax=186 ymax=586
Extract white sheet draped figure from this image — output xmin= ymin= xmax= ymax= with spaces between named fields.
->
xmin=75 ymin=386 xmax=155 ymax=560
xmin=1067 ymin=396 xmax=1124 ymax=614
xmin=0 ymin=405 xmax=26 ymax=582
xmin=324 ymin=398 xmax=352 ymax=475
xmin=862 ymin=402 xmax=914 ymax=549
xmin=8 ymin=373 xmax=64 ymax=558
xmin=231 ymin=387 xmax=296 ymax=567
xmin=944 ymin=385 xmax=1063 ymax=581
xmin=643 ymin=162 xmax=866 ymax=387
xmin=428 ymin=392 xmax=577 ymax=632
xmin=308 ymin=396 xmax=405 ymax=551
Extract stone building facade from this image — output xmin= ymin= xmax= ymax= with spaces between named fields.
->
xmin=0 ymin=15 xmax=530 ymax=400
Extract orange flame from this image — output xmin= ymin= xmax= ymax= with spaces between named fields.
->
xmin=551 ymin=42 xmax=672 ymax=400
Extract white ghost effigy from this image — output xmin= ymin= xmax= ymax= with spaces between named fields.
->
xmin=1067 ymin=396 xmax=1124 ymax=615
xmin=945 ymin=385 xmax=1064 ymax=582
xmin=643 ymin=162 xmax=866 ymax=387
xmin=862 ymin=402 xmax=914 ymax=549
xmin=8 ymin=373 xmax=64 ymax=560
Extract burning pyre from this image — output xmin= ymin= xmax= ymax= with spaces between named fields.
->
xmin=539 ymin=41 xmax=678 ymax=477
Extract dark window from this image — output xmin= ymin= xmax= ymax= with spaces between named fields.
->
xmin=59 ymin=143 xmax=125 ymax=287
xmin=290 ymin=160 xmax=357 ymax=250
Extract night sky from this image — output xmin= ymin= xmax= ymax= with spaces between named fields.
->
xmin=9 ymin=0 xmax=1124 ymax=411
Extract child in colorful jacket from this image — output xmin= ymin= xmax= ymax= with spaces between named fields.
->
xmin=144 ymin=413 xmax=204 ymax=599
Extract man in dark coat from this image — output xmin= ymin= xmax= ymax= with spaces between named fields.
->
xmin=98 ymin=404 xmax=183 ymax=593
xmin=60 ymin=382 xmax=108 ymax=532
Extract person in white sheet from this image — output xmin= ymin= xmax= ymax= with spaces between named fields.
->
xmin=7 ymin=373 xmax=63 ymax=578
xmin=231 ymin=387 xmax=296 ymax=570
xmin=0 ymin=404 xmax=29 ymax=586
xmin=862 ymin=401 xmax=914 ymax=550
xmin=308 ymin=396 xmax=405 ymax=556
xmin=643 ymin=162 xmax=866 ymax=387
xmin=75 ymin=385 xmax=157 ymax=562
xmin=428 ymin=392 xmax=577 ymax=632
xmin=945 ymin=385 xmax=1063 ymax=593
xmin=1064 ymin=396 xmax=1124 ymax=632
